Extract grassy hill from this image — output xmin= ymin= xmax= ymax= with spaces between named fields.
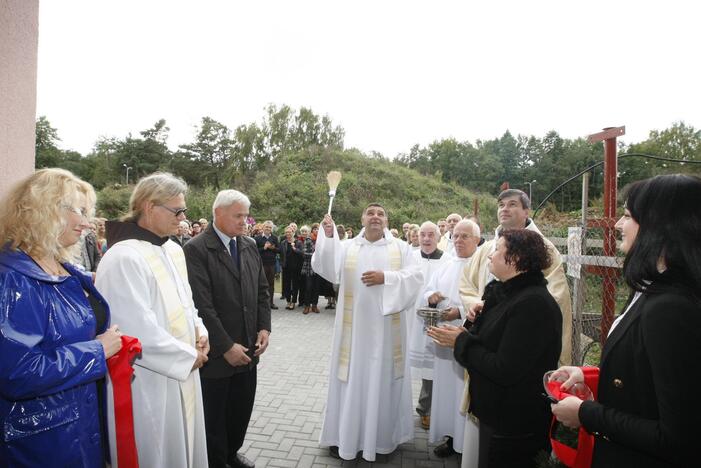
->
xmin=228 ymin=146 xmax=496 ymax=230
xmin=98 ymin=146 xmax=498 ymax=231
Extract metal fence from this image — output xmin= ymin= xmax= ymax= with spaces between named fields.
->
xmin=542 ymin=229 xmax=626 ymax=365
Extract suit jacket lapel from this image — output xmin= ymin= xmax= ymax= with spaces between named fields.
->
xmin=600 ymin=293 xmax=645 ymax=366
xmin=204 ymin=229 xmax=240 ymax=280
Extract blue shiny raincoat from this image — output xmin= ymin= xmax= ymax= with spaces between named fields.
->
xmin=0 ymin=249 xmax=109 ymax=468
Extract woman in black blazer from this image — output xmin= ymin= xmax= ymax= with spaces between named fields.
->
xmin=430 ymin=229 xmax=562 ymax=468
xmin=551 ymin=174 xmax=701 ymax=467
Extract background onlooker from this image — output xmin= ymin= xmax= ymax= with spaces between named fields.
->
xmin=313 ymin=223 xmax=335 ymax=309
xmin=299 ymin=225 xmax=319 ymax=314
xmin=191 ymin=220 xmax=202 ymax=237
xmin=408 ymin=224 xmax=420 ymax=249
xmin=95 ymin=217 xmax=108 ymax=253
xmin=170 ymin=220 xmax=192 ymax=246
xmin=255 ymin=220 xmax=280 ymax=310
xmin=280 ymin=226 xmax=303 ymax=310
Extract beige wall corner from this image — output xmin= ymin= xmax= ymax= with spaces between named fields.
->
xmin=0 ymin=0 xmax=39 ymax=198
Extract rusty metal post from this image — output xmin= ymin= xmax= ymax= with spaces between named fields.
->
xmin=601 ymin=133 xmax=618 ymax=342
xmin=587 ymin=126 xmax=625 ymax=344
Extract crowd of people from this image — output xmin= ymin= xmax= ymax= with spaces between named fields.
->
xmin=0 ymin=167 xmax=699 ymax=468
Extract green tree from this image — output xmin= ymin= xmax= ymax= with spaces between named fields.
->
xmin=623 ymin=121 xmax=701 ymax=186
xmin=258 ymin=104 xmax=344 ymax=161
xmin=35 ymin=116 xmax=64 ymax=168
xmin=231 ymin=122 xmax=265 ymax=176
xmin=179 ymin=117 xmax=233 ymax=189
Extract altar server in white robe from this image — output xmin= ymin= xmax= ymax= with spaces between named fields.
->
xmin=96 ymin=172 xmax=209 ymax=468
xmin=313 ymin=204 xmax=424 ymax=461
xmin=424 ymin=220 xmax=481 ymax=464
xmin=408 ymin=221 xmax=450 ymax=430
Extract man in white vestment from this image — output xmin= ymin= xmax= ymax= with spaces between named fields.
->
xmin=460 ymin=189 xmax=573 ymax=366
xmin=437 ymin=213 xmax=462 ymax=256
xmin=313 ymin=204 xmax=424 ymax=461
xmin=96 ymin=173 xmax=209 ymax=468
xmin=424 ymin=220 xmax=481 ymax=464
xmin=408 ymin=221 xmax=449 ymax=430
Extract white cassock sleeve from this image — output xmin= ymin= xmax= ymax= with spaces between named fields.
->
xmin=422 ymin=269 xmax=442 ymax=306
xmin=311 ymin=224 xmax=343 ymax=284
xmin=381 ymin=242 xmax=424 ymax=316
xmin=96 ymin=245 xmax=197 ymax=382
xmin=422 ymin=261 xmax=466 ymax=319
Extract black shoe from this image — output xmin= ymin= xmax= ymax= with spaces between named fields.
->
xmin=433 ymin=437 xmax=456 ymax=458
xmin=329 ymin=446 xmax=340 ymax=459
xmin=270 ymin=304 xmax=279 ymax=309
xmin=229 ymin=452 xmax=255 ymax=468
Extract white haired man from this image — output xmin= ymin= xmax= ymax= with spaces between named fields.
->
xmin=408 ymin=221 xmax=449 ymax=430
xmin=424 ymin=219 xmax=481 ymax=461
xmin=183 ymin=189 xmax=271 ymax=468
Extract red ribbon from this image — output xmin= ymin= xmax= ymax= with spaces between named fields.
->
xmin=549 ymin=367 xmax=599 ymax=468
xmin=107 ymin=335 xmax=142 ymax=468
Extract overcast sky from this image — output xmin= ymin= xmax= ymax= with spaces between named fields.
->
xmin=37 ymin=0 xmax=701 ymax=158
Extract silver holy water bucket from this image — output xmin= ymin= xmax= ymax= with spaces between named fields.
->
xmin=416 ymin=307 xmax=449 ymax=332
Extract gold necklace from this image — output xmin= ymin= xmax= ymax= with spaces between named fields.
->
xmin=32 ymin=255 xmax=66 ymax=276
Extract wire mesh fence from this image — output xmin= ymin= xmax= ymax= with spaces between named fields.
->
xmin=538 ymin=223 xmax=627 ymax=366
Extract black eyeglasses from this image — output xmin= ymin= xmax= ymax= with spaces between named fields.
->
xmin=157 ymin=205 xmax=188 ymax=217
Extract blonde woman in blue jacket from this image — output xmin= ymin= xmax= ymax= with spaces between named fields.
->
xmin=0 ymin=168 xmax=122 ymax=468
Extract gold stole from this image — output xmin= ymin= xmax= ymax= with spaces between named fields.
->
xmin=337 ymin=240 xmax=403 ymax=382
xmin=123 ymin=239 xmax=197 ymax=466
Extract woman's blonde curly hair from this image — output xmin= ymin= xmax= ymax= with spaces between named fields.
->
xmin=0 ymin=168 xmax=96 ymax=261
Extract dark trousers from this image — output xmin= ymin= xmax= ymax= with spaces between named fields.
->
xmin=201 ymin=368 xmax=257 ymax=468
xmin=302 ymin=274 xmax=318 ymax=306
xmin=416 ymin=378 xmax=433 ymax=416
xmin=263 ymin=264 xmax=275 ymax=305
xmin=478 ymin=421 xmax=549 ymax=468
xmin=281 ymin=267 xmax=301 ymax=303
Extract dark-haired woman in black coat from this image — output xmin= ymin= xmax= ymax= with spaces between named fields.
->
xmin=430 ymin=229 xmax=562 ymax=468
xmin=551 ymin=174 xmax=701 ymax=467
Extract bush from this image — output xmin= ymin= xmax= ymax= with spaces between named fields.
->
xmin=96 ymin=184 xmax=132 ymax=219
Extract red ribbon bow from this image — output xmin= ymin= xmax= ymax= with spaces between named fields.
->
xmin=107 ymin=335 xmax=142 ymax=468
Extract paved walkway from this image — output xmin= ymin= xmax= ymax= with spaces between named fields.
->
xmin=241 ymin=294 xmax=462 ymax=468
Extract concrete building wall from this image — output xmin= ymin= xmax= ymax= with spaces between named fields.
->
xmin=0 ymin=0 xmax=39 ymax=198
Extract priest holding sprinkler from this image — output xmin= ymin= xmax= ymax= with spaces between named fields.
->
xmin=312 ymin=172 xmax=424 ymax=461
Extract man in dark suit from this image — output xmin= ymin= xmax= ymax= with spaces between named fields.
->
xmin=184 ymin=189 xmax=272 ymax=468
xmin=170 ymin=220 xmax=191 ymax=246
xmin=255 ymin=220 xmax=280 ymax=309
